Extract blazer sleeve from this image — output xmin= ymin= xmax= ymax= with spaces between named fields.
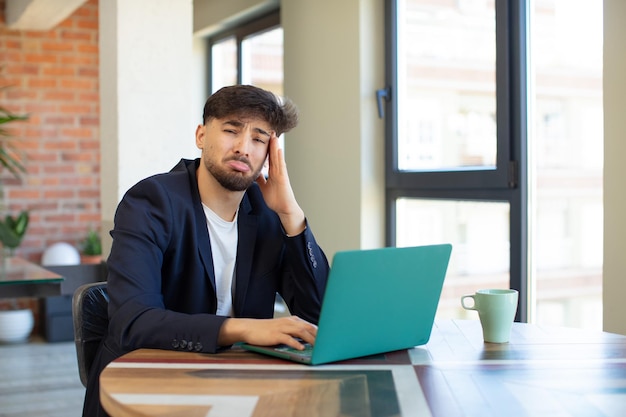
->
xmin=106 ymin=175 xmax=227 ymax=354
xmin=278 ymin=223 xmax=329 ymax=324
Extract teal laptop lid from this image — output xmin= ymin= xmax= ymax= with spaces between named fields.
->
xmin=242 ymin=243 xmax=452 ymax=365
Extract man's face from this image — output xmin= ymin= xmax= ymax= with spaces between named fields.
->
xmin=196 ymin=116 xmax=272 ymax=191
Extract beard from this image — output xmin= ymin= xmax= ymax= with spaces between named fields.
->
xmin=205 ymin=157 xmax=264 ymax=192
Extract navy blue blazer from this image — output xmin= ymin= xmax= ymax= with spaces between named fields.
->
xmin=83 ymin=158 xmax=329 ymax=416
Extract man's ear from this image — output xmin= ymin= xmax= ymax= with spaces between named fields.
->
xmin=195 ymin=124 xmax=206 ymax=148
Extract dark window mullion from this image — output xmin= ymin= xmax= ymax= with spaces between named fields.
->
xmin=236 ymin=37 xmax=243 ymax=85
xmin=384 ymin=0 xmax=397 ymax=247
xmin=507 ymin=0 xmax=529 ymax=322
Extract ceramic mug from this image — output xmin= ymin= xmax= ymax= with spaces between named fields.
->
xmin=461 ymin=289 xmax=519 ymax=343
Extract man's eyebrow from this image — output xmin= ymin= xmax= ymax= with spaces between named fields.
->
xmin=223 ymin=120 xmax=244 ymax=128
xmin=254 ymin=127 xmax=271 ymax=138
xmin=222 ymin=120 xmax=270 ymax=138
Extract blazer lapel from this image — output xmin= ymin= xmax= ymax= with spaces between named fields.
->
xmin=186 ymin=159 xmax=217 ymax=292
xmin=233 ymin=194 xmax=257 ymax=316
xmin=197 ymin=212 xmax=216 ymax=292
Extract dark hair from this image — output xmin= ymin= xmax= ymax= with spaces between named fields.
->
xmin=202 ymin=85 xmax=299 ymax=135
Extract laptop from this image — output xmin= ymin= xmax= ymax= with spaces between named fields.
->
xmin=241 ymin=243 xmax=452 ymax=365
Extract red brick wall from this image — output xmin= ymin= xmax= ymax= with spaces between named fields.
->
xmin=0 ymin=0 xmax=100 ymax=266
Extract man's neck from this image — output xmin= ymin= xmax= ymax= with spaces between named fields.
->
xmin=197 ymin=167 xmax=244 ymax=222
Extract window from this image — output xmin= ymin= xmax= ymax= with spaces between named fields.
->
xmin=385 ymin=0 xmax=603 ymax=329
xmin=208 ymin=11 xmax=283 ymax=96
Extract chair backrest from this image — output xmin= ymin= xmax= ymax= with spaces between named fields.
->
xmin=72 ymin=281 xmax=109 ymax=387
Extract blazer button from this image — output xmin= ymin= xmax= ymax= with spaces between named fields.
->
xmin=180 ymin=339 xmax=188 ymax=349
xmin=172 ymin=339 xmax=179 ymax=348
xmin=194 ymin=342 xmax=203 ymax=352
xmin=187 ymin=343 xmax=194 ymax=351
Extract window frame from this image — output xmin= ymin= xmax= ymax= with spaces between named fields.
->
xmin=383 ymin=0 xmax=529 ymax=322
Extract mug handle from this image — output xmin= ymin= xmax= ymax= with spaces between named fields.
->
xmin=461 ymin=295 xmax=477 ymax=310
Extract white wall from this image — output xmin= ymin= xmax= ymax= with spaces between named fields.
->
xmin=100 ymin=0 xmax=196 ymax=254
xmin=281 ymin=0 xmax=385 ymax=257
xmin=603 ymin=0 xmax=626 ymax=335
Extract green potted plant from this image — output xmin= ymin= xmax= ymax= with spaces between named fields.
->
xmin=0 ymin=81 xmax=33 ymax=344
xmin=0 ymin=211 xmax=29 ymax=256
xmin=80 ymin=229 xmax=102 ymax=264
xmin=0 ymin=83 xmax=29 ymax=256
xmin=0 ymin=101 xmax=27 ymax=177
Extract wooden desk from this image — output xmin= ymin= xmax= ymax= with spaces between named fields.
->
xmin=100 ymin=320 xmax=626 ymax=417
xmin=0 ymin=257 xmax=63 ymax=298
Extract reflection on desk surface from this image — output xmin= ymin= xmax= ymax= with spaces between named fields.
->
xmin=100 ymin=321 xmax=626 ymax=417
xmin=0 ymin=257 xmax=63 ymax=285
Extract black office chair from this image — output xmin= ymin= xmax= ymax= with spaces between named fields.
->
xmin=72 ymin=281 xmax=109 ymax=387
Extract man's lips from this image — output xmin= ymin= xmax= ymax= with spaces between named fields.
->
xmin=226 ymin=159 xmax=251 ymax=172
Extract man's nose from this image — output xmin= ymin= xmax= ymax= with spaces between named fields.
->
xmin=233 ymin=134 xmax=251 ymax=155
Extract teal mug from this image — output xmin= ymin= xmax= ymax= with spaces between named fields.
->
xmin=461 ymin=289 xmax=519 ymax=343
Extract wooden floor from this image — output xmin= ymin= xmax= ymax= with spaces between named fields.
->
xmin=0 ymin=337 xmax=84 ymax=417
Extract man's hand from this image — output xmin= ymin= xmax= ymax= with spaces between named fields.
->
xmin=218 ymin=316 xmax=317 ymax=350
xmin=255 ymin=133 xmax=306 ymax=236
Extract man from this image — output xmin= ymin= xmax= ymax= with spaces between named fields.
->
xmin=83 ymin=85 xmax=330 ymax=416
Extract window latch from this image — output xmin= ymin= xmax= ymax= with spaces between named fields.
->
xmin=376 ymin=87 xmax=391 ymax=118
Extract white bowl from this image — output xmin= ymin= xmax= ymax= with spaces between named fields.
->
xmin=0 ymin=309 xmax=35 ymax=344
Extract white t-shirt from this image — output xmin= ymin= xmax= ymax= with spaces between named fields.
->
xmin=202 ymin=203 xmax=238 ymax=317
